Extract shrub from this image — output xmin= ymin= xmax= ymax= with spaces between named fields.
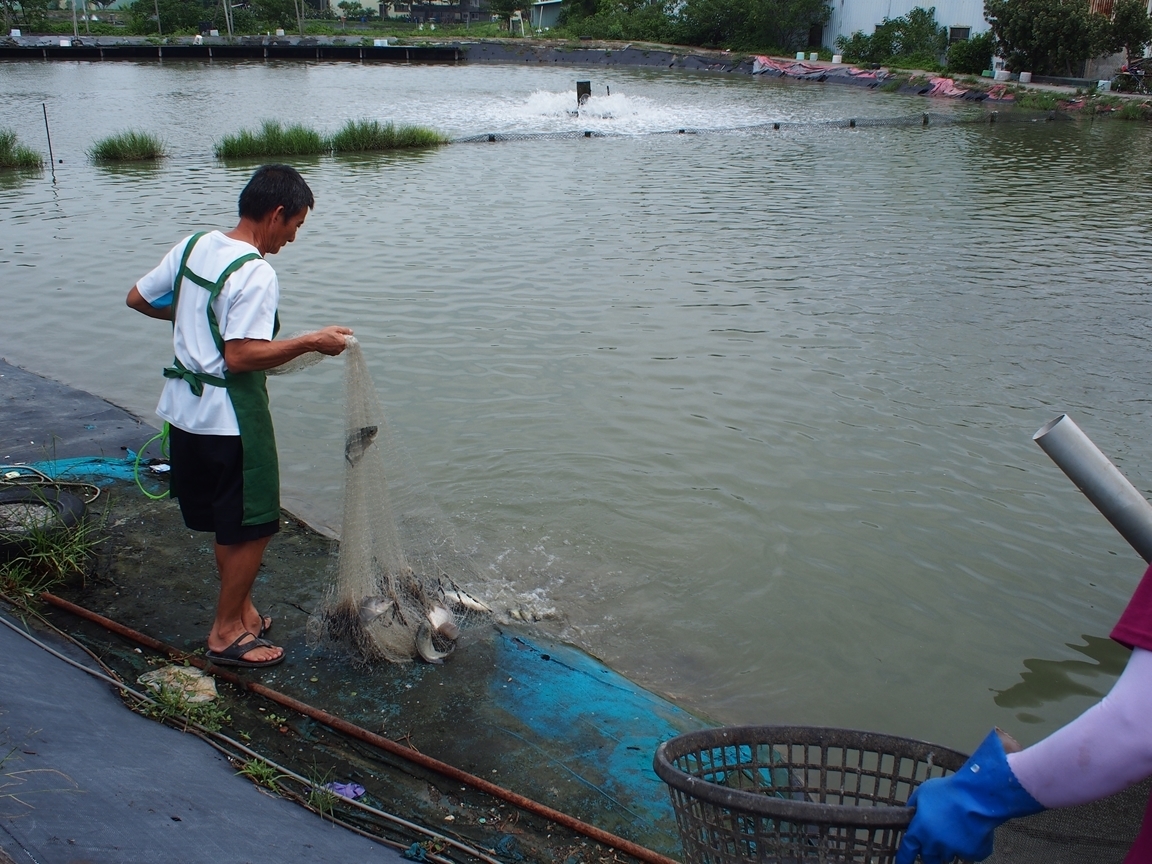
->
xmin=215 ymin=121 xmax=327 ymax=158
xmin=329 ymin=119 xmax=448 ymax=151
xmin=947 ymin=29 xmax=995 ymax=74
xmin=88 ymin=130 xmax=166 ymax=161
xmin=836 ymin=6 xmax=947 ymax=67
xmin=0 ymin=129 xmax=43 ymax=170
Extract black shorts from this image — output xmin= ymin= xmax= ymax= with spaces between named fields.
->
xmin=168 ymin=426 xmax=280 ymax=546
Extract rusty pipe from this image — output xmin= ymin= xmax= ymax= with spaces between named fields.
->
xmin=40 ymin=592 xmax=680 ymax=864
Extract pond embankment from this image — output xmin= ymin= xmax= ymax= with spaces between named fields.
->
xmin=0 ymin=357 xmax=700 ymax=864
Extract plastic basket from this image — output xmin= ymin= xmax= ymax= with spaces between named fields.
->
xmin=653 ymin=725 xmax=968 ymax=864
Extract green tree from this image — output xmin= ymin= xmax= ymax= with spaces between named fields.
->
xmin=946 ymin=28 xmax=995 ymax=73
xmin=128 ymin=0 xmax=220 ymax=33
xmin=835 ymin=6 xmax=947 ymax=66
xmin=4 ymin=0 xmax=50 ymax=30
xmin=673 ymin=0 xmax=829 ymax=49
xmin=1106 ymin=0 xmax=1152 ymax=64
xmin=985 ymin=0 xmax=1111 ymax=75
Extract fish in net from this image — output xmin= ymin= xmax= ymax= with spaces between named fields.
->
xmin=310 ymin=337 xmax=491 ymax=664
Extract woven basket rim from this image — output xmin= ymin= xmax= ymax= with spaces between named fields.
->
xmin=652 ymin=724 xmax=969 ymax=828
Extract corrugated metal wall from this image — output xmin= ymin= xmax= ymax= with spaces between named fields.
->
xmin=825 ymin=0 xmax=990 ymax=49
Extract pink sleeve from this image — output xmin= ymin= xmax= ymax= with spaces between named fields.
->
xmin=1113 ymin=563 xmax=1152 ymax=652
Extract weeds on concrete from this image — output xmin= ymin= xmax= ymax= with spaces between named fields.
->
xmin=0 ymin=129 xmax=43 ymax=170
xmin=0 ymin=506 xmax=103 ymax=601
xmin=237 ymin=756 xmax=288 ymax=790
xmin=306 ymin=776 xmax=338 ymax=819
xmin=329 ymin=119 xmax=448 ymax=152
xmin=89 ymin=130 xmax=166 ymax=161
xmin=136 ymin=683 xmax=231 ymax=732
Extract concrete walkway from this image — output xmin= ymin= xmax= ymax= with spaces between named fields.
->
xmin=0 ymin=611 xmax=402 ymax=864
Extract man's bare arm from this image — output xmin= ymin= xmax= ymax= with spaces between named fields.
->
xmin=223 ymin=326 xmax=354 ymax=373
xmin=126 ymin=285 xmax=173 ymax=321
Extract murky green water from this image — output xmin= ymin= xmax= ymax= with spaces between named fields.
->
xmin=3 ymin=59 xmax=1151 ymax=753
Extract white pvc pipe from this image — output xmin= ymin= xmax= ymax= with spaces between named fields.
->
xmin=1033 ymin=414 xmax=1152 ymax=562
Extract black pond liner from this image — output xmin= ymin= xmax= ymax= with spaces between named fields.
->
xmin=653 ymin=725 xmax=967 ymax=864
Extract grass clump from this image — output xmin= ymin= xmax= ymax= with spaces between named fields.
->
xmin=329 ymin=119 xmax=449 ymax=152
xmin=88 ymin=130 xmax=166 ymax=161
xmin=1116 ymin=100 xmax=1151 ymax=121
xmin=215 ymin=120 xmax=328 ymax=159
xmin=237 ymin=757 xmax=287 ymax=790
xmin=0 ymin=129 xmax=43 ymax=170
xmin=0 ymin=494 xmax=102 ymax=601
xmin=1014 ymin=89 xmax=1062 ymax=111
xmin=136 ymin=683 xmax=231 ymax=732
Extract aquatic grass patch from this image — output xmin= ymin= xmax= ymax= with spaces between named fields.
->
xmin=329 ymin=119 xmax=449 ymax=152
xmin=0 ymin=129 xmax=43 ymax=170
xmin=88 ymin=130 xmax=166 ymax=161
xmin=215 ymin=121 xmax=328 ymax=159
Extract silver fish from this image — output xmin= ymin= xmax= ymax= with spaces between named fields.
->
xmin=441 ymin=588 xmax=491 ymax=614
xmin=359 ymin=595 xmax=394 ymax=625
xmin=416 ymin=621 xmax=454 ymax=664
xmin=344 ymin=425 xmax=378 ymax=466
xmin=426 ymin=604 xmax=460 ymax=641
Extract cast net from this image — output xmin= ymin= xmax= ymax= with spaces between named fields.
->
xmin=308 ymin=337 xmax=491 ymax=664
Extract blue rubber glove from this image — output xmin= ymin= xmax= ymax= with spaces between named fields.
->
xmin=896 ymin=729 xmax=1044 ymax=864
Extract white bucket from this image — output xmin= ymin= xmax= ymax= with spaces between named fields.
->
xmin=1018 ymin=71 xmax=1032 ymax=84
xmin=809 ymin=52 xmax=819 ymax=61
xmin=795 ymin=51 xmax=805 ymax=60
xmin=994 ymin=69 xmax=1011 ymax=81
xmin=10 ymin=28 xmax=21 ymax=37
xmin=831 ymin=54 xmax=842 ymax=63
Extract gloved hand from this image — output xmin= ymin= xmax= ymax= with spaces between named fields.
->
xmin=895 ymin=729 xmax=1044 ymax=864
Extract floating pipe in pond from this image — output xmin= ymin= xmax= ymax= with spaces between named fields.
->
xmin=1033 ymin=414 xmax=1152 ymax=562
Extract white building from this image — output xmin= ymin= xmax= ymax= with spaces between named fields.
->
xmin=824 ymin=0 xmax=989 ymax=50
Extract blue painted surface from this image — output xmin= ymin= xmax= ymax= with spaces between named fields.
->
xmin=28 ymin=454 xmax=165 ymax=493
xmin=491 ymin=631 xmax=707 ymax=845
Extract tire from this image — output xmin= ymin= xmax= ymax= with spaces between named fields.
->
xmin=0 ymin=487 xmax=87 ymax=558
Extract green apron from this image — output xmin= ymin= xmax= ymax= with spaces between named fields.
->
xmin=162 ymin=232 xmax=281 ymax=526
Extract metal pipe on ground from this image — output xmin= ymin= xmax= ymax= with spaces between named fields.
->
xmin=39 ymin=592 xmax=681 ymax=864
xmin=1033 ymin=413 xmax=1152 ymax=562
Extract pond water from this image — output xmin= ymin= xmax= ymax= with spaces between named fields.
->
xmin=2 ymin=58 xmax=1152 ymax=754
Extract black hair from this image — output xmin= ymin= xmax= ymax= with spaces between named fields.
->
xmin=237 ymin=164 xmax=315 ymax=221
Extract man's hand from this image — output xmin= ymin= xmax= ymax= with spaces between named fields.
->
xmin=224 ymin=326 xmax=353 ymax=373
xmin=309 ymin=325 xmax=354 ymax=356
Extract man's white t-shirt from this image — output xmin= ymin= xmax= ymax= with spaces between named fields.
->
xmin=136 ymin=231 xmax=279 ymax=436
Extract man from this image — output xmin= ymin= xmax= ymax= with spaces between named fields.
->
xmin=897 ymin=560 xmax=1152 ymax=863
xmin=127 ymin=164 xmax=352 ymax=668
